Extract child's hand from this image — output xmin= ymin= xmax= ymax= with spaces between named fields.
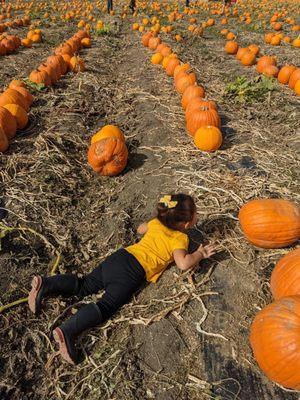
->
xmin=197 ymin=244 xmax=216 ymax=259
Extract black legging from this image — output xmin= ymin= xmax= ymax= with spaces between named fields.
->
xmin=77 ymin=249 xmax=146 ymax=321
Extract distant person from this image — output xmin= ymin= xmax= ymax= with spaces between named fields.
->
xmin=28 ymin=194 xmax=216 ymax=364
xmin=107 ymin=0 xmax=113 ymax=13
xmin=129 ymin=0 xmax=136 ymax=13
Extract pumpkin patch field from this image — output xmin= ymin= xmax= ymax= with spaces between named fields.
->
xmin=0 ymin=0 xmax=300 ymax=399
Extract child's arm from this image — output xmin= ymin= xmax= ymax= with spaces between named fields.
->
xmin=137 ymin=222 xmax=148 ymax=235
xmin=173 ymin=244 xmax=216 ymax=271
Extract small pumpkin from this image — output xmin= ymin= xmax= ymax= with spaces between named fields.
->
xmin=3 ymin=104 xmax=28 ymax=130
xmin=165 ymin=57 xmax=180 ymax=76
xmin=151 ymin=53 xmax=163 ymax=65
xmin=0 ymin=126 xmax=9 ymax=153
xmin=91 ymin=125 xmax=125 ymax=144
xmin=87 ymin=137 xmax=128 ymax=176
xmin=238 ymin=199 xmax=300 ymax=248
xmin=256 ymin=56 xmax=276 ymax=74
xmin=240 ymin=50 xmax=256 ymax=66
xmin=250 ymin=296 xmax=300 ymax=390
xmin=185 ymin=99 xmax=217 ymax=120
xmin=0 ymin=106 xmax=17 ymax=139
xmin=81 ymin=38 xmax=91 ymax=48
xmin=141 ymin=32 xmax=153 ymax=47
xmin=194 ymin=126 xmax=222 ymax=152
xmin=69 ymin=56 xmax=85 ymax=73
xmin=225 ymin=41 xmax=238 ymax=55
xmin=181 ymin=85 xmax=205 ymax=110
xmin=270 ymin=249 xmax=300 ymax=300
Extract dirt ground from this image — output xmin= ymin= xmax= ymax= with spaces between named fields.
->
xmin=0 ymin=9 xmax=300 ymax=400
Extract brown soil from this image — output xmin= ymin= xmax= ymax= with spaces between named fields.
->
xmin=0 ymin=10 xmax=299 ymax=400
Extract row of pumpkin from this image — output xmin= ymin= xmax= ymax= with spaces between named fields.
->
xmin=0 ymin=15 xmax=30 ymax=33
xmin=224 ymin=40 xmax=300 ymax=95
xmin=141 ymin=30 xmax=223 ymax=152
xmin=0 ymin=29 xmax=90 ymax=153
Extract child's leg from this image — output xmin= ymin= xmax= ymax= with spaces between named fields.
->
xmin=28 ymin=263 xmax=105 ymax=315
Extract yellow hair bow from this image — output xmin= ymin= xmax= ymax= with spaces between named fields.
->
xmin=159 ymin=195 xmax=178 ymax=209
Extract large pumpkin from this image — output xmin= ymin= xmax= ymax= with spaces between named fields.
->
xmin=3 ymin=104 xmax=28 ymax=130
xmin=250 ymin=296 xmax=300 ymax=390
xmin=270 ymin=249 xmax=300 ymax=300
xmin=0 ymin=106 xmax=17 ymax=139
xmin=186 ymin=106 xmax=221 ymax=136
xmin=278 ymin=65 xmax=296 ymax=85
xmin=29 ymin=70 xmax=51 ymax=87
xmin=238 ymin=199 xmax=300 ymax=248
xmin=87 ymin=137 xmax=128 ymax=176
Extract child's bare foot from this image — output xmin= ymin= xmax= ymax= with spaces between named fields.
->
xmin=53 ymin=327 xmax=76 ymax=365
xmin=28 ymin=276 xmax=43 ymax=314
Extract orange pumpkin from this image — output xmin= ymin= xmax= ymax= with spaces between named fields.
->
xmin=29 ymin=70 xmax=51 ymax=87
xmin=256 ymin=56 xmax=276 ymax=74
xmin=278 ymin=65 xmax=297 ymax=84
xmin=270 ymin=249 xmax=300 ymax=300
xmin=13 ymin=87 xmax=34 ymax=107
xmin=8 ymin=80 xmax=26 ymax=90
xmin=240 ymin=51 xmax=256 ymax=66
xmin=0 ymin=126 xmax=9 ymax=153
xmin=165 ymin=58 xmax=180 ymax=76
xmin=181 ymin=85 xmax=205 ymax=110
xmin=87 ymin=137 xmax=128 ymax=176
xmin=289 ymin=69 xmax=300 ymax=89
xmin=186 ymin=107 xmax=221 ymax=136
xmin=174 ymin=63 xmax=191 ymax=78
xmin=194 ymin=126 xmax=222 ymax=152
xmin=141 ymin=32 xmax=153 ymax=47
xmin=0 ymin=106 xmax=17 ymax=139
xmin=263 ymin=65 xmax=279 ymax=78
xmin=3 ymin=104 xmax=28 ymax=130
xmin=69 ymin=56 xmax=85 ymax=73
xmin=175 ymin=72 xmax=197 ymax=94
xmin=225 ymin=41 xmax=238 ymax=55
xmin=238 ymin=199 xmax=300 ymax=248
xmin=250 ymin=296 xmax=300 ymax=390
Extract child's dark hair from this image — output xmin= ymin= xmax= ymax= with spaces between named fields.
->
xmin=157 ymin=194 xmax=196 ymax=231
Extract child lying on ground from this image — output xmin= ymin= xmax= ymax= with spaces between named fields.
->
xmin=28 ymin=193 xmax=216 ymax=364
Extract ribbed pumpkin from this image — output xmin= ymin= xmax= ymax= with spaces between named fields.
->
xmin=256 ymin=56 xmax=276 ymax=74
xmin=0 ymin=89 xmax=29 ymax=112
xmin=194 ymin=126 xmax=222 ymax=152
xmin=239 ymin=199 xmax=300 ymax=248
xmin=13 ymin=87 xmax=34 ymax=107
xmin=240 ymin=51 xmax=256 ymax=66
xmin=38 ymin=63 xmax=58 ymax=85
xmin=166 ymin=58 xmax=180 ymax=76
xmin=151 ymin=53 xmax=163 ymax=65
xmin=174 ymin=63 xmax=191 ymax=79
xmin=181 ymin=85 xmax=205 ymax=110
xmin=250 ymin=296 xmax=300 ymax=390
xmin=29 ymin=69 xmax=51 ymax=87
xmin=69 ymin=56 xmax=85 ymax=73
xmin=186 ymin=107 xmax=221 ymax=136
xmin=87 ymin=137 xmax=128 ymax=176
xmin=0 ymin=126 xmax=9 ymax=153
xmin=3 ymin=104 xmax=28 ymax=130
xmin=175 ymin=72 xmax=197 ymax=94
xmin=289 ymin=69 xmax=300 ymax=89
xmin=0 ymin=106 xmax=17 ymax=139
xmin=271 ymin=249 xmax=300 ymax=300
xmin=278 ymin=65 xmax=297 ymax=84
xmin=236 ymin=47 xmax=249 ymax=61
xmin=8 ymin=80 xmax=26 ymax=91
xmin=185 ymin=99 xmax=217 ymax=120
xmin=141 ymin=32 xmax=153 ymax=47
xmin=225 ymin=41 xmax=238 ymax=54
xmin=47 ymin=55 xmax=67 ymax=76
xmin=91 ymin=125 xmax=125 ymax=144
xmin=148 ymin=37 xmax=161 ymax=50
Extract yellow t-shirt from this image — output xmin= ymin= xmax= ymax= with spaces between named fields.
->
xmin=126 ymin=218 xmax=189 ymax=283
